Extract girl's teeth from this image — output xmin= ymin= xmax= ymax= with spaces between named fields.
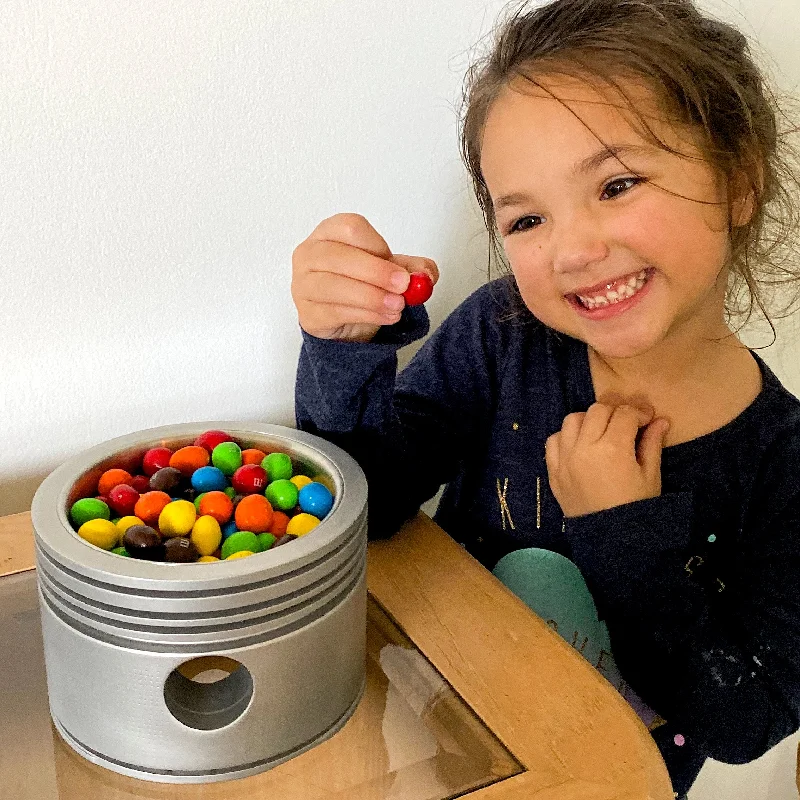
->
xmin=578 ymin=269 xmax=648 ymax=308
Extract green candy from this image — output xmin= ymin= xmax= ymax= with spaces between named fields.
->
xmin=69 ymin=497 xmax=111 ymax=528
xmin=212 ymin=441 xmax=242 ymax=477
xmin=194 ymin=492 xmax=207 ymax=511
xmin=262 ymin=452 xmax=292 ymax=482
xmin=223 ymin=486 xmax=236 ymax=499
xmin=112 ymin=546 xmax=131 ymax=557
xmin=257 ymin=533 xmax=277 ymax=552
xmin=221 ymin=530 xmax=261 ymax=560
xmin=265 ymin=479 xmax=299 ymax=511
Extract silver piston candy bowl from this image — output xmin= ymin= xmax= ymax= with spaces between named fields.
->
xmin=30 ymin=421 xmax=368 ymax=784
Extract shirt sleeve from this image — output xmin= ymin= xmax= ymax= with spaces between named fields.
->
xmin=295 ymin=286 xmax=502 ymax=539
xmin=562 ymin=486 xmax=800 ymax=766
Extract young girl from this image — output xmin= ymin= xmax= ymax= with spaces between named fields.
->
xmin=291 ymin=0 xmax=800 ymax=796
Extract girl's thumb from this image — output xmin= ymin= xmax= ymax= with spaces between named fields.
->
xmin=636 ymin=418 xmax=670 ymax=474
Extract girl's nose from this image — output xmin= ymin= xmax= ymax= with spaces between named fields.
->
xmin=551 ymin=220 xmax=610 ymax=275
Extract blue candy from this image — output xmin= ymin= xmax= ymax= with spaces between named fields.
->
xmin=221 ymin=519 xmax=239 ymax=539
xmin=298 ymin=482 xmax=334 ymax=518
xmin=191 ymin=466 xmax=228 ymax=493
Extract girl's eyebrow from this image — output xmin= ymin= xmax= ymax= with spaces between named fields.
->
xmin=493 ymin=143 xmax=655 ymax=212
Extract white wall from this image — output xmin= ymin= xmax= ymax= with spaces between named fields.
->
xmin=0 ymin=0 xmax=505 ymax=514
xmin=1 ymin=1 xmax=799 ymax=795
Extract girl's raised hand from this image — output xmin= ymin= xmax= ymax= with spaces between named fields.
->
xmin=544 ymin=401 xmax=671 ymax=519
xmin=291 ymin=213 xmax=439 ymax=342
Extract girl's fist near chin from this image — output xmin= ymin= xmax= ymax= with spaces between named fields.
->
xmin=545 ymin=400 xmax=671 ymax=518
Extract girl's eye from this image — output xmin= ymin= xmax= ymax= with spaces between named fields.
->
xmin=601 ymin=176 xmax=643 ymax=199
xmin=507 ymin=215 xmax=541 ymax=234
xmin=504 ymin=177 xmax=644 ymax=235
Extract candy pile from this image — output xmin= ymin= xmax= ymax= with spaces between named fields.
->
xmin=67 ymin=430 xmax=335 ymax=563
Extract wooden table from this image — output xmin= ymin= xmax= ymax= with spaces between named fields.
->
xmin=0 ymin=511 xmax=673 ymax=799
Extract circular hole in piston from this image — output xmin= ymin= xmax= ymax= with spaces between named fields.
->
xmin=164 ymin=656 xmax=253 ymax=730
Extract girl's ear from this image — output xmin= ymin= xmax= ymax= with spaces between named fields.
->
xmin=730 ymin=164 xmax=763 ymax=228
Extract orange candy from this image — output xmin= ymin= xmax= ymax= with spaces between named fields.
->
xmin=241 ymin=448 xmax=267 ymax=466
xmin=197 ymin=491 xmax=234 ymax=524
xmin=133 ymin=491 xmax=172 ymax=526
xmin=269 ymin=511 xmax=290 ymax=536
xmin=235 ymin=494 xmax=274 ymax=533
xmin=97 ymin=468 xmax=133 ymax=497
xmin=169 ymin=446 xmax=210 ymax=477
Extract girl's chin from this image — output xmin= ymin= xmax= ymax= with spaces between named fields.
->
xmin=537 ymin=313 xmax=659 ymax=355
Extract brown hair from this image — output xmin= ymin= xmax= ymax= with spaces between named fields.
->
xmin=459 ymin=0 xmax=800 ymax=345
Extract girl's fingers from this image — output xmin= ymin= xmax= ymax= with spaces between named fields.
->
xmin=557 ymin=411 xmax=586 ymax=452
xmin=300 ymin=302 xmax=402 ymax=331
xmin=308 ymin=213 xmax=393 ymax=260
xmin=390 ymin=253 xmax=440 ymax=285
xmin=603 ymin=404 xmax=655 ymax=443
xmin=299 ymin=270 xmax=406 ymax=317
xmin=575 ymin=402 xmax=616 ymax=443
xmin=577 ymin=402 xmax=654 ymax=444
xmin=544 ymin=432 xmax=560 ymax=476
xmin=301 ymin=240 xmax=412 ymax=293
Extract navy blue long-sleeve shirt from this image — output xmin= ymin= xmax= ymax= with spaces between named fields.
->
xmin=295 ymin=277 xmax=800 ymax=796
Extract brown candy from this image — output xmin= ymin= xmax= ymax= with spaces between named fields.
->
xmin=164 ymin=537 xmax=199 ymax=563
xmin=149 ymin=467 xmax=183 ymax=494
xmin=123 ymin=525 xmax=165 ymax=561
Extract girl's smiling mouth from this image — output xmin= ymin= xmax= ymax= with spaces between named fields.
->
xmin=566 ymin=267 xmax=655 ymax=318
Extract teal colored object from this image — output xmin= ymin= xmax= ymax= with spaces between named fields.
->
xmin=492 ymin=548 xmax=623 ymax=690
xmin=221 ymin=530 xmax=261 ymax=560
xmin=69 ymin=498 xmax=111 ymax=528
xmin=212 ymin=441 xmax=242 ymax=477
xmin=265 ymin=479 xmax=299 ymax=511
xmin=262 ymin=452 xmax=293 ymax=482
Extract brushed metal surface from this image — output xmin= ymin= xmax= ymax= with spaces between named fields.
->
xmin=29 ymin=422 xmax=369 ymax=782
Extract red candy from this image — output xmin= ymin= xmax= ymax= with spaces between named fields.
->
xmin=231 ymin=464 xmax=267 ymax=495
xmin=402 ymin=272 xmax=433 ymax=306
xmin=107 ymin=484 xmax=140 ymax=516
xmin=129 ymin=474 xmax=151 ymax=494
xmin=142 ymin=447 xmax=173 ymax=477
xmin=194 ymin=430 xmax=235 ymax=453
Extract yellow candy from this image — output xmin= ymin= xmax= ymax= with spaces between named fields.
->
xmin=77 ymin=519 xmax=119 ymax=550
xmin=286 ymin=512 xmax=320 ymax=537
xmin=115 ymin=515 xmax=144 ymax=544
xmin=197 ymin=555 xmax=220 ymax=563
xmin=158 ymin=500 xmax=197 ymax=538
xmin=225 ymin=550 xmax=254 ymax=560
xmin=289 ymin=475 xmax=313 ymax=490
xmin=190 ymin=515 xmax=222 ymax=556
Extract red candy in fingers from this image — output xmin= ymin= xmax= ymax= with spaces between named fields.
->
xmin=402 ymin=272 xmax=433 ymax=306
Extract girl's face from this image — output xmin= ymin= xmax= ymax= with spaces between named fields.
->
xmin=480 ymin=74 xmax=745 ymax=361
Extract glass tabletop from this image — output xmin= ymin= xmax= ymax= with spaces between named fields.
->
xmin=0 ymin=570 xmax=522 ymax=800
